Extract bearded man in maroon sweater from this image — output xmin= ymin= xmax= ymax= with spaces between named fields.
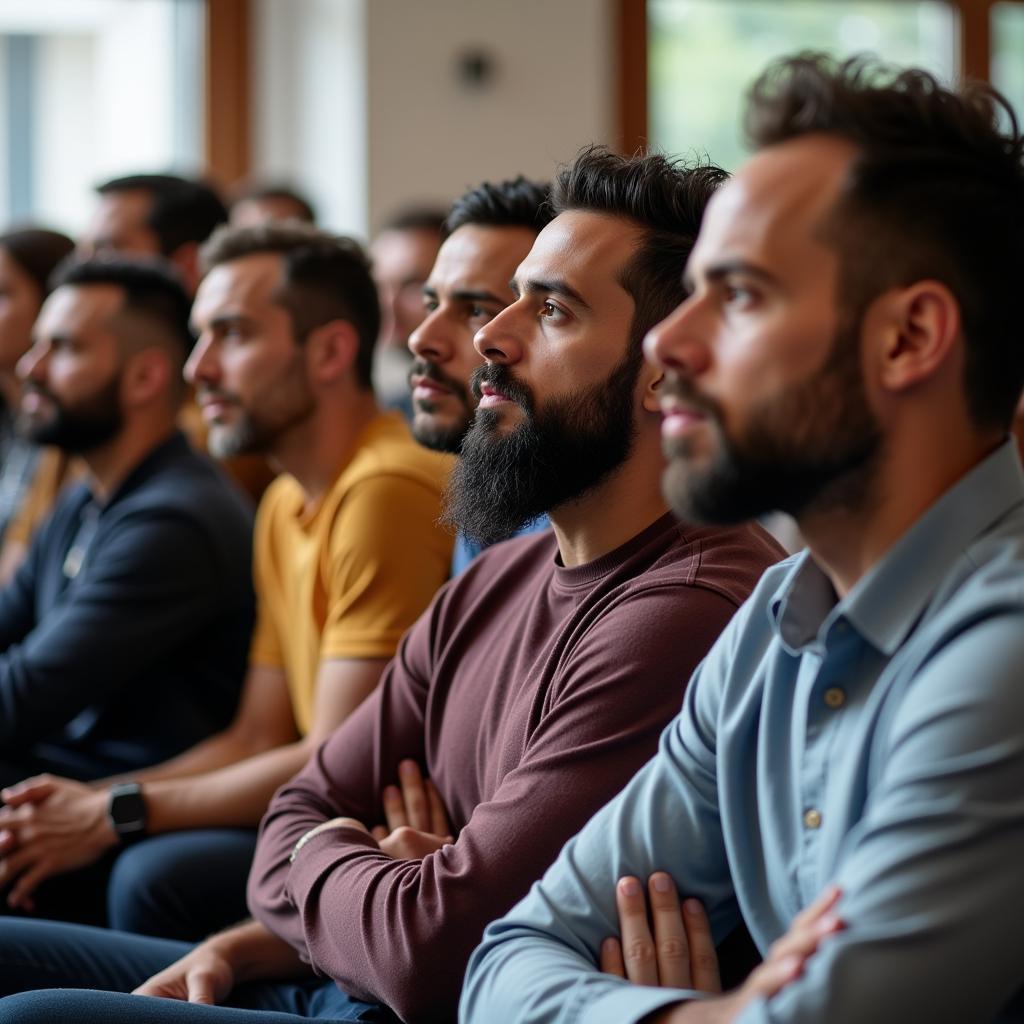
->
xmin=0 ymin=148 xmax=784 ymax=1024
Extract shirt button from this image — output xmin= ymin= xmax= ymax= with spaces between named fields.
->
xmin=803 ymin=808 xmax=822 ymax=829
xmin=824 ymin=687 xmax=846 ymax=709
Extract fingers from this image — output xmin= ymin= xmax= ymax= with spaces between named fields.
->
xmin=768 ymin=887 xmax=843 ymax=967
xmin=370 ymin=825 xmax=388 ymax=842
xmin=381 ymin=785 xmax=408 ymax=832
xmin=615 ymin=876 xmax=660 ymax=986
xmin=0 ymin=777 xmax=56 ymax=808
xmin=645 ymin=872 xmax=693 ymax=989
xmin=600 ymin=936 xmax=626 ymax=977
xmin=426 ymin=779 xmax=450 ymax=837
xmin=187 ymin=969 xmax=217 ymax=1005
xmin=743 ymin=953 xmax=804 ymax=1002
xmin=681 ymin=898 xmax=721 ymax=994
xmin=398 ymin=761 xmax=430 ymax=831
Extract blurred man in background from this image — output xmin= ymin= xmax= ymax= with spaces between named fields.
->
xmin=370 ymin=205 xmax=447 ymax=417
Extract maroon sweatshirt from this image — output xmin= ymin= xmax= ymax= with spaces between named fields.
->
xmin=248 ymin=513 xmax=784 ymax=1022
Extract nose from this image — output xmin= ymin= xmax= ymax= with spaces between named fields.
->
xmin=184 ymin=333 xmax=219 ymax=387
xmin=408 ymin=308 xmax=451 ymax=364
xmin=16 ymin=341 xmax=49 ymax=384
xmin=473 ymin=301 xmax=523 ymax=365
xmin=643 ymin=295 xmax=711 ymax=378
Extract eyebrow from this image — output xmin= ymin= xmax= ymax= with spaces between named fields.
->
xmin=683 ymin=259 xmax=779 ymax=294
xmin=192 ymin=312 xmax=253 ymax=335
xmin=422 ymin=286 xmax=507 ymax=305
xmin=511 ymin=277 xmax=593 ymax=311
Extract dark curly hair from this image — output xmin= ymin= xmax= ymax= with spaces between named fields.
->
xmin=745 ymin=53 xmax=1024 ymax=431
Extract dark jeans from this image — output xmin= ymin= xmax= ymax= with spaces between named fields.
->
xmin=0 ymin=919 xmax=395 ymax=1023
xmin=108 ymin=830 xmax=257 ymax=940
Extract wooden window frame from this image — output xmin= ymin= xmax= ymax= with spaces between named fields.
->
xmin=204 ymin=0 xmax=251 ymax=187
xmin=619 ymin=0 xmax=1024 ymax=152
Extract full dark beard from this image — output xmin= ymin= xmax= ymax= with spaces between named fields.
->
xmin=662 ymin=321 xmax=883 ymax=525
xmin=19 ymin=374 xmax=124 ymax=454
xmin=443 ymin=347 xmax=642 ymax=547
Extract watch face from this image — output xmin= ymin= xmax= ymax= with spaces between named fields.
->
xmin=109 ymin=784 xmax=146 ymax=833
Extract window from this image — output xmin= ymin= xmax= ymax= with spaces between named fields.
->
xmin=992 ymin=2 xmax=1024 ymax=119
xmin=0 ymin=0 xmax=204 ymax=233
xmin=648 ymin=0 xmax=957 ymax=169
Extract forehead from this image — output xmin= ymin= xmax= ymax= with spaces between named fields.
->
xmin=518 ymin=210 xmax=643 ymax=290
xmin=370 ymin=228 xmax=440 ymax=283
xmin=691 ymin=134 xmax=857 ymax=272
xmin=193 ymin=252 xmax=284 ymax=322
xmin=430 ymin=224 xmax=537 ymax=289
xmin=37 ymin=283 xmax=123 ymax=336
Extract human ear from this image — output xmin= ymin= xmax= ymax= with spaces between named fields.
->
xmin=641 ymin=364 xmax=665 ymax=415
xmin=306 ymin=319 xmax=359 ymax=384
xmin=123 ymin=347 xmax=172 ymax=407
xmin=873 ymin=280 xmax=961 ymax=394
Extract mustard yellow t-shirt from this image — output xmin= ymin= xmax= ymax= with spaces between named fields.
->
xmin=249 ymin=412 xmax=454 ymax=735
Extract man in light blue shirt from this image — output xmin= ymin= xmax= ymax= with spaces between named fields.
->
xmin=462 ymin=54 xmax=1024 ymax=1024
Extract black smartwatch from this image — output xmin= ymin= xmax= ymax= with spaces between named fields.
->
xmin=107 ymin=782 xmax=147 ymax=844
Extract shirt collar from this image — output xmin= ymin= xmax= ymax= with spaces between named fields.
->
xmin=770 ymin=439 xmax=1024 ymax=655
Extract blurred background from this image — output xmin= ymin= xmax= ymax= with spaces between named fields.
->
xmin=0 ymin=0 xmax=1021 ymax=242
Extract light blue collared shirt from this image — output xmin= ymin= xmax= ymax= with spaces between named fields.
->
xmin=461 ymin=440 xmax=1024 ymax=1024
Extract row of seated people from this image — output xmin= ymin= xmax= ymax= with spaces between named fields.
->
xmin=0 ymin=52 xmax=1021 ymax=1024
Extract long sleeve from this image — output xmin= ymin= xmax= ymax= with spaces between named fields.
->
xmin=460 ymin=624 xmax=740 ymax=1024
xmin=0 ymin=508 xmax=234 ymax=750
xmin=248 ymin=580 xmax=740 ymax=1023
xmin=462 ymin=600 xmax=1024 ymax=1024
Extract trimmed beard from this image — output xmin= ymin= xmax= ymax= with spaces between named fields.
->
xmin=19 ymin=373 xmax=124 ymax=454
xmin=662 ymin=318 xmax=883 ymax=526
xmin=443 ymin=345 xmax=643 ymax=547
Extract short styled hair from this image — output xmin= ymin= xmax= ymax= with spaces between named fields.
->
xmin=551 ymin=145 xmax=728 ymax=359
xmin=744 ymin=53 xmax=1024 ymax=432
xmin=51 ymin=257 xmax=194 ymax=384
xmin=445 ymin=176 xmax=553 ymax=236
xmin=97 ymin=174 xmax=228 ymax=256
xmin=200 ymin=222 xmax=380 ymax=390
xmin=230 ymin=183 xmax=316 ymax=223
xmin=379 ymin=205 xmax=449 ymax=236
xmin=0 ymin=228 xmax=75 ymax=296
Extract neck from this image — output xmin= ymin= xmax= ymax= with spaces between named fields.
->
xmin=801 ymin=425 xmax=1004 ymax=598
xmin=549 ymin=431 xmax=669 ymax=568
xmin=84 ymin=415 xmax=177 ymax=504
xmin=268 ymin=388 xmax=381 ymax=506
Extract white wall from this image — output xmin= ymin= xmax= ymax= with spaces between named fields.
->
xmin=253 ymin=0 xmax=368 ymax=238
xmin=251 ymin=0 xmax=616 ymax=239
xmin=365 ymin=0 xmax=615 ymax=232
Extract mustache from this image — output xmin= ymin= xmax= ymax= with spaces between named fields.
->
xmin=469 ymin=363 xmax=535 ymax=411
xmin=407 ymin=359 xmax=469 ymax=403
xmin=660 ymin=372 xmax=722 ymax=419
xmin=195 ymin=384 xmax=241 ymax=406
xmin=21 ymin=380 xmax=57 ymax=403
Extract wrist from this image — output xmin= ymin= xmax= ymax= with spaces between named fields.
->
xmin=106 ymin=782 xmax=148 ymax=846
xmin=289 ymin=817 xmax=368 ymax=864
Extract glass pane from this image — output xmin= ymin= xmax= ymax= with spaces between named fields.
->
xmin=0 ymin=0 xmax=204 ymax=233
xmin=992 ymin=2 xmax=1024 ymax=124
xmin=649 ymin=0 xmax=957 ymax=171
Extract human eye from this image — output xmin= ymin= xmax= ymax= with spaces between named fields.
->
xmin=722 ymin=279 xmax=760 ymax=310
xmin=423 ymin=297 xmax=439 ymax=313
xmin=539 ymin=299 xmax=568 ymax=324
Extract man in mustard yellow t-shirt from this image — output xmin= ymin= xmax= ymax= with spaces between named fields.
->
xmin=0 ymin=223 xmax=453 ymax=937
